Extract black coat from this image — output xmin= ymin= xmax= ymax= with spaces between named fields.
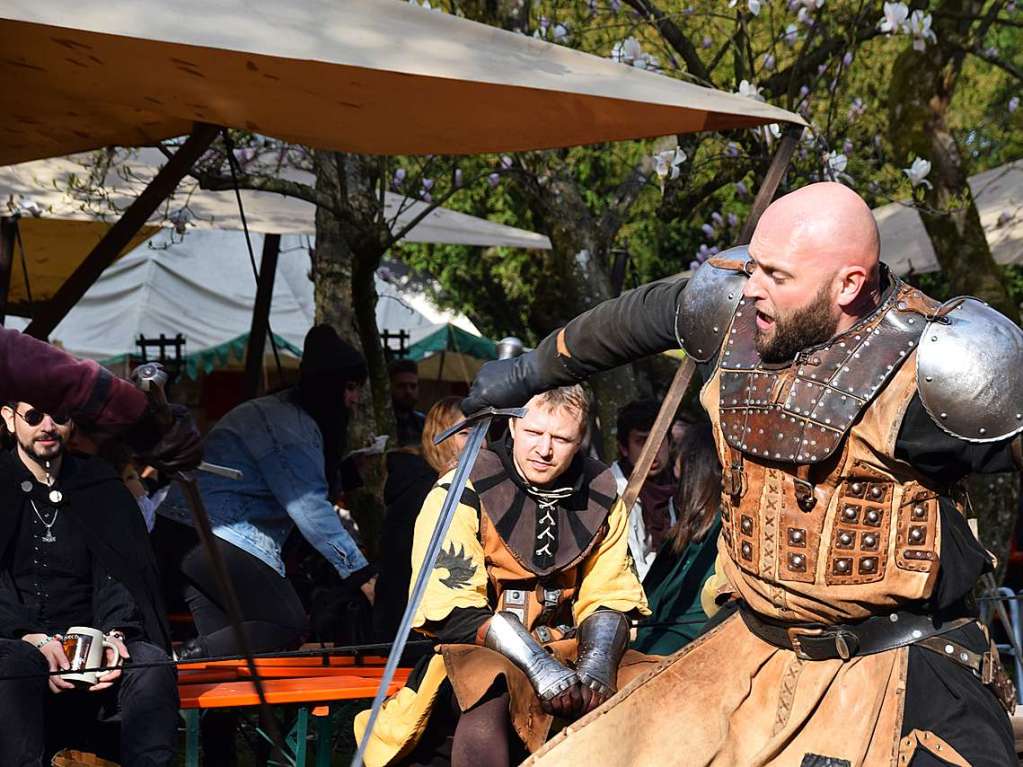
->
xmin=0 ymin=451 xmax=171 ymax=650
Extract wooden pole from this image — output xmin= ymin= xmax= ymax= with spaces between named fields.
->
xmin=0 ymin=217 xmax=16 ymax=326
xmin=620 ymin=126 xmax=800 ymax=513
xmin=25 ymin=122 xmax=220 ymax=340
xmin=242 ymin=233 xmax=281 ymax=400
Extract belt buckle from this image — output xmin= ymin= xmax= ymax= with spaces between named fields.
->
xmin=725 ymin=463 xmax=747 ymax=498
xmin=793 ymin=479 xmax=817 ymax=512
xmin=786 ymin=626 xmax=822 ymax=660
xmin=786 ymin=626 xmax=854 ymax=661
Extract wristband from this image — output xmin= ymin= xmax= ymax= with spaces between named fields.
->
xmin=34 ymin=634 xmax=59 ymax=649
xmin=106 ymin=630 xmax=127 ymax=642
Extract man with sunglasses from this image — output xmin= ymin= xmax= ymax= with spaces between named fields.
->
xmin=462 ymin=182 xmax=1023 ymax=766
xmin=0 ymin=403 xmax=178 ymax=766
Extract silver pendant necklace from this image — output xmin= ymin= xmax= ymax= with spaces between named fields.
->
xmin=29 ymin=500 xmax=58 ymax=544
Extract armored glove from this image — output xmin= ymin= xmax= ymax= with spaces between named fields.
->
xmin=574 ymin=610 xmax=629 ymax=714
xmin=461 ymin=333 xmax=578 ymax=415
xmin=484 ymin=612 xmax=581 ymax=716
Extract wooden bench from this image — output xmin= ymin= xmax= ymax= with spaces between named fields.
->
xmin=177 ymin=655 xmax=410 ymax=766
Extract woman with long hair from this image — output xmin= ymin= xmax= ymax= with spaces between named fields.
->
xmin=632 ymin=416 xmax=722 ymax=655
xmin=373 ymin=396 xmax=469 ymax=641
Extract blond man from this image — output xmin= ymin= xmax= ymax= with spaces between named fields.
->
xmin=355 ymin=386 xmax=652 ymax=767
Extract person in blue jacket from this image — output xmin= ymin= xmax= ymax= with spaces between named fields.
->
xmin=164 ymin=325 xmax=375 ymax=659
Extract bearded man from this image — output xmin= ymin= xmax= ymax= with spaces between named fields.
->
xmin=461 ymin=182 xmax=1022 ymax=766
xmin=355 ymin=386 xmax=653 ymax=767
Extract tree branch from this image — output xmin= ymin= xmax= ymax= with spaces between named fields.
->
xmin=963 ymin=43 xmax=1023 ymax=81
xmin=621 ymin=0 xmax=712 ymax=84
xmin=598 ymin=160 xmax=654 ymax=241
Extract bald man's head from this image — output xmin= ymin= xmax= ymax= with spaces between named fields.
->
xmin=742 ymin=182 xmax=883 ymax=362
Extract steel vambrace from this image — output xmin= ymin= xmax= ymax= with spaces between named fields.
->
xmin=574 ymin=611 xmax=629 ymax=696
xmin=484 ymin=612 xmax=579 ymax=700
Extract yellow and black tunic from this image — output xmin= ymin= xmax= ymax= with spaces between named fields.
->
xmin=354 ymin=440 xmax=651 ymax=767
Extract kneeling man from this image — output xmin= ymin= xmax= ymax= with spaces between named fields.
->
xmin=356 ymin=386 xmax=652 ymax=767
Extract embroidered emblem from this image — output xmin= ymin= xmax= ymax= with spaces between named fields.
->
xmin=435 ymin=543 xmax=477 ymax=589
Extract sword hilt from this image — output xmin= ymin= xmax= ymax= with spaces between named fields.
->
xmin=434 ymin=406 xmax=527 ymax=445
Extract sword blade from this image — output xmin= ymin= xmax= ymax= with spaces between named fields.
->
xmin=351 ymin=418 xmax=491 ymax=767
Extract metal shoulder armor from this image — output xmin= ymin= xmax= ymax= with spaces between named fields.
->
xmin=675 ymin=245 xmax=750 ymax=362
xmin=916 ymin=297 xmax=1023 ymax=443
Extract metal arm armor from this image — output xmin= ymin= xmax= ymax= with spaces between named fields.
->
xmin=675 ymin=245 xmax=751 ymax=362
xmin=915 ymin=297 xmax=1023 ymax=443
xmin=574 ymin=610 xmax=629 ymax=696
xmin=484 ymin=612 xmax=579 ymax=700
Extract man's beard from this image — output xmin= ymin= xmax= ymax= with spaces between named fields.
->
xmin=755 ymin=284 xmax=840 ymax=363
xmin=18 ymin=432 xmax=65 ymax=465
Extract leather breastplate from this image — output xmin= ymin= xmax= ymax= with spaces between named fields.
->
xmin=718 ymin=280 xmax=939 ymax=465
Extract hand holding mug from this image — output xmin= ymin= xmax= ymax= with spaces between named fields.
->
xmin=59 ymin=627 xmax=125 ymax=691
xmin=89 ymin=633 xmax=130 ymax=693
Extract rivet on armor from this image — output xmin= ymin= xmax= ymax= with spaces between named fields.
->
xmin=789 ymin=554 xmax=805 ymax=570
xmin=897 ymin=301 xmax=907 ymax=310
xmin=931 ymin=335 xmax=938 ymax=342
xmin=908 ymin=319 xmax=915 ymax=325
xmin=835 ymin=558 xmax=851 ymax=573
xmin=941 ymin=412 xmax=948 ymax=419
xmin=912 ymin=505 xmax=926 ymax=519
xmin=960 ymin=652 xmax=969 ymax=662
xmin=889 ymin=613 xmax=899 ymax=623
xmin=741 ymin=542 xmax=752 ymax=560
xmin=851 ymin=482 xmax=863 ymax=494
xmin=839 ymin=532 xmax=853 ymax=546
xmin=944 ymin=644 xmax=954 ymax=654
xmin=866 ymin=510 xmax=881 ymax=525
xmin=870 ymin=486 xmax=883 ymax=499
xmin=863 ymin=534 xmax=877 ymax=548
xmin=860 ymin=558 xmax=877 ymax=573
xmin=979 ymin=427 xmax=987 ymax=435
xmin=712 ymin=326 xmax=719 ymax=333
xmin=789 ymin=528 xmax=805 ymax=544
xmin=912 ymin=629 xmax=923 ymax=639
xmin=925 ymin=376 xmax=933 ymax=382
xmin=843 ymin=507 xmax=858 ymax=521
xmin=909 ymin=526 xmax=925 ymax=544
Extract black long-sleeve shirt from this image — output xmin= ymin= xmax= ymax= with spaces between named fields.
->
xmin=0 ymin=464 xmax=142 ymax=640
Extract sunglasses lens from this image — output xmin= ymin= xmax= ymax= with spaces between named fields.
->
xmin=51 ymin=413 xmax=71 ymax=426
xmin=23 ymin=410 xmax=44 ymax=427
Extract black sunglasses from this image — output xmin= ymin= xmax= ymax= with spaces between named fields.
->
xmin=15 ymin=409 xmax=71 ymax=427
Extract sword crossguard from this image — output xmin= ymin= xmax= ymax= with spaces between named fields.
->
xmin=434 ymin=407 xmax=527 ymax=445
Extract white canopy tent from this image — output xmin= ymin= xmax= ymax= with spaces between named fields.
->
xmin=877 ymin=160 xmax=1022 ymax=275
xmin=6 ymin=228 xmax=480 ymax=373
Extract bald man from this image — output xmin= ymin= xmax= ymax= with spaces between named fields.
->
xmin=461 ymin=183 xmax=1022 ymax=766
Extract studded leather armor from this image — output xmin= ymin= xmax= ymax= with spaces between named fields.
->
xmin=702 ymin=265 xmax=954 ymax=624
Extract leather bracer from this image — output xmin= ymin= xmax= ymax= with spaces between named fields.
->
xmin=574 ymin=610 xmax=629 ymax=696
xmin=484 ymin=612 xmax=578 ymax=700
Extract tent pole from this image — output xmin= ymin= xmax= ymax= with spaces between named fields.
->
xmin=242 ymin=232 xmax=281 ymax=400
xmin=0 ymin=217 xmax=16 ymax=326
xmin=25 ymin=122 xmax=220 ymax=340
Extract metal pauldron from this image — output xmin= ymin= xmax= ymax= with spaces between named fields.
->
xmin=484 ymin=612 xmax=579 ymax=700
xmin=916 ymin=296 xmax=1023 ymax=443
xmin=674 ymin=245 xmax=750 ymax=362
xmin=574 ymin=610 xmax=629 ymax=695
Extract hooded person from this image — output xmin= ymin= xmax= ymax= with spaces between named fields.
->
xmin=160 ymin=324 xmax=376 ymax=661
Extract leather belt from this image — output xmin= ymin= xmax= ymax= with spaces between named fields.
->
xmin=739 ymin=605 xmax=972 ymax=661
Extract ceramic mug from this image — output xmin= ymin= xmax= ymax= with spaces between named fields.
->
xmin=60 ymin=627 xmax=121 ymax=687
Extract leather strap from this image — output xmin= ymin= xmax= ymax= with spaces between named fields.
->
xmin=740 ymin=605 xmax=971 ymax=661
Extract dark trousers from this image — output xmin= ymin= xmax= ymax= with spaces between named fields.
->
xmin=0 ymin=638 xmax=178 ymax=767
xmin=181 ymin=536 xmax=307 ymax=656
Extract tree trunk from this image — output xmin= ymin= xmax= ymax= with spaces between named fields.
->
xmin=311 ymin=150 xmax=392 ymax=557
xmin=887 ymin=0 xmax=1018 ymax=321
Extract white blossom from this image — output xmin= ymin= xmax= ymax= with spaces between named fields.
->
xmin=653 ymin=147 xmax=687 ymax=181
xmin=737 ymin=79 xmax=764 ymax=101
xmin=14 ymin=197 xmax=42 ymax=217
xmin=903 ymin=156 xmax=932 ymax=188
xmin=611 ymin=36 xmax=657 ymax=69
xmin=826 ymin=151 xmax=848 ymax=174
xmin=487 ymin=172 xmax=500 ymax=187
xmin=748 ymin=0 xmax=762 ymax=15
xmin=879 ymin=2 xmax=910 ymax=33
xmin=552 ymin=23 xmax=569 ymax=42
xmin=908 ymin=10 xmax=936 ymax=51
xmin=763 ymin=53 xmax=776 ymax=71
xmin=783 ymin=23 xmax=800 ymax=46
xmin=1009 ymin=96 xmax=1020 ymax=113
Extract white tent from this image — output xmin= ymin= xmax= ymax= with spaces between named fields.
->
xmin=6 ymin=228 xmax=480 ymax=372
xmin=877 ymin=160 xmax=1022 ymax=275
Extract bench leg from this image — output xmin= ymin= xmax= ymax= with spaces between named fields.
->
xmin=313 ymin=706 xmax=334 ymax=767
xmin=181 ymin=710 xmax=200 ymax=767
xmin=284 ymin=707 xmax=309 ymax=766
